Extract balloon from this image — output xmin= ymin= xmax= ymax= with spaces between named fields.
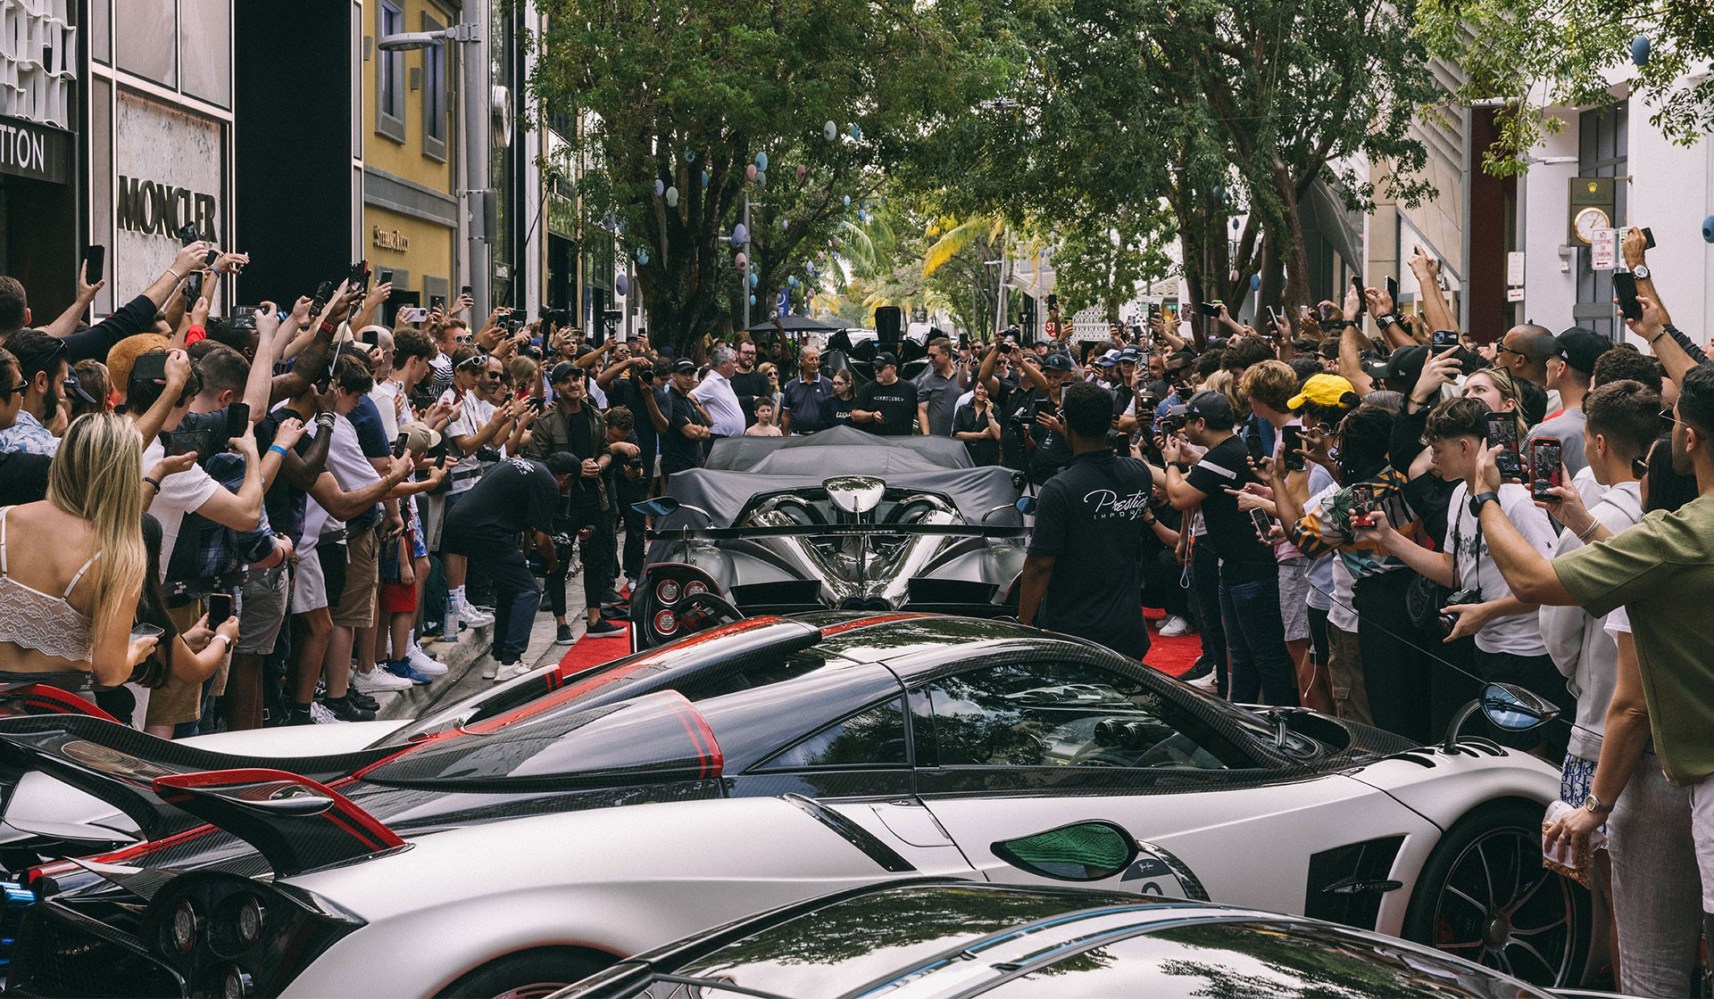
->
xmin=735 ymin=252 xmax=748 ymax=270
xmin=1250 ymin=273 xmax=1261 ymax=291
xmin=796 ymin=164 xmax=807 ymax=182
xmin=614 ymin=274 xmax=629 ymax=297
xmin=701 ymin=170 xmax=710 ymax=188
xmin=1704 ymin=215 xmax=1714 ymax=244
xmin=749 ymin=272 xmax=758 ymax=288
xmin=755 ymin=151 xmax=769 ymax=172
xmin=1631 ymin=34 xmax=1650 ymax=66
xmin=858 ymin=209 xmax=867 ymax=223
xmin=653 ymin=179 xmax=664 ymax=197
xmin=665 ymin=186 xmax=679 ymax=208
xmin=746 ymin=164 xmax=758 ymax=182
xmin=842 ymin=195 xmax=851 ymax=207
xmin=731 ymin=223 xmax=748 ymax=247
xmin=849 ymin=123 xmax=862 ymax=140
xmin=788 ymin=275 xmax=798 ymax=288
xmin=636 ymin=248 xmax=650 ymax=266
xmin=750 ymin=295 xmax=757 ymax=306
xmin=824 ymin=120 xmax=837 ymax=141
xmin=755 ymin=170 xmax=766 ymax=188
xmin=684 ymin=149 xmax=697 ymax=163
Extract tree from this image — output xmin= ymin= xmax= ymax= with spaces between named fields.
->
xmin=529 ymin=0 xmax=1011 ymax=353
xmin=1417 ymin=0 xmax=1714 ymax=175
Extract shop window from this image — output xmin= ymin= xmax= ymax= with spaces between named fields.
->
xmin=377 ymin=2 xmax=406 ymax=143
xmin=115 ymin=0 xmax=177 ymax=88
xmin=422 ymin=12 xmax=447 ymax=161
xmin=179 ymin=0 xmax=232 ymax=108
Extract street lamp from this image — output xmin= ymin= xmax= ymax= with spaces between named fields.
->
xmin=378 ymin=17 xmax=490 ymax=316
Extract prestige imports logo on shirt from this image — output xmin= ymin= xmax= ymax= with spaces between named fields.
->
xmin=1084 ymin=487 xmax=1150 ymax=520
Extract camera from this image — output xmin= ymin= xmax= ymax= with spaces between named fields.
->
xmin=475 ymin=446 xmax=503 ymax=462
xmin=1437 ymin=589 xmax=1481 ymax=639
xmin=636 ymin=367 xmax=656 ymax=385
xmin=231 ymin=306 xmax=257 ymax=332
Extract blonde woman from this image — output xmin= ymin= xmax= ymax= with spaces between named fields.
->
xmin=0 ymin=413 xmax=153 ymax=690
xmin=1460 ymin=366 xmax=1531 ymax=443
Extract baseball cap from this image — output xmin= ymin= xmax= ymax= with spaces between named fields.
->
xmin=672 ymin=357 xmax=698 ymax=375
xmin=1384 ymin=345 xmax=1430 ymax=387
xmin=400 ymin=421 xmax=442 ymax=455
xmin=1097 ymin=350 xmax=1120 ymax=368
xmin=1286 ymin=373 xmax=1358 ymax=412
xmin=875 ymin=351 xmax=899 ymax=369
xmin=1042 ymin=353 xmax=1074 ymax=372
xmin=545 ymin=452 xmax=581 ymax=476
xmin=549 ymin=361 xmax=581 ymax=384
xmin=1166 ymin=390 xmax=1234 ymax=428
xmin=1555 ymin=327 xmax=1611 ymax=375
xmin=1118 ymin=347 xmax=1140 ymax=364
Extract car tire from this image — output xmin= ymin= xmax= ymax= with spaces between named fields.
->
xmin=1402 ymin=798 xmax=1590 ymax=988
xmin=435 ymin=948 xmax=611 ymax=999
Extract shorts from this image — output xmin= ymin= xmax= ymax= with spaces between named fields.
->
xmin=1685 ymin=774 xmax=1714 ymax=911
xmin=331 ymin=528 xmax=379 ymax=629
xmin=291 ymin=539 xmax=329 ymax=613
xmin=378 ymin=580 xmax=417 ymax=615
xmin=145 ymin=602 xmax=206 ymax=727
xmin=1277 ymin=558 xmax=1310 ymax=643
xmin=1560 ymin=754 xmax=1606 ymax=838
xmin=235 ymin=565 xmax=289 ymax=655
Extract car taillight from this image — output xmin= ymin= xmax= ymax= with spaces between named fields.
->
xmin=655 ymin=579 xmax=682 ymax=605
xmin=653 ymin=610 xmax=679 ymax=636
xmin=634 ymin=564 xmax=723 ymax=649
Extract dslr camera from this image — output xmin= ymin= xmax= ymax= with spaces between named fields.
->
xmin=1437 ymin=590 xmax=1481 ymax=640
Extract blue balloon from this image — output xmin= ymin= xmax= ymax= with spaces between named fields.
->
xmin=749 ymin=272 xmax=758 ymax=288
xmin=1631 ymin=34 xmax=1651 ymax=66
xmin=1250 ymin=273 xmax=1261 ymax=291
xmin=750 ymin=294 xmax=757 ymax=306
xmin=788 ymin=275 xmax=798 ymax=288
xmin=636 ymin=248 xmax=650 ymax=266
xmin=849 ymin=123 xmax=862 ymax=140
xmin=731 ymin=223 xmax=748 ymax=247
xmin=858 ymin=209 xmax=867 ymax=223
xmin=615 ymin=274 xmax=629 ymax=297
xmin=755 ymin=151 xmax=769 ymax=172
xmin=842 ymin=195 xmax=851 ymax=207
xmin=684 ymin=149 xmax=697 ymax=163
xmin=653 ymin=179 xmax=664 ymax=197
xmin=1703 ymin=215 xmax=1714 ymax=244
xmin=701 ymin=170 xmax=710 ymax=188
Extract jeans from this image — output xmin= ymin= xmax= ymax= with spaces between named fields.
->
xmin=473 ymin=547 xmax=539 ymax=664
xmin=1140 ymin=549 xmax=1190 ymax=619
xmin=1354 ymin=570 xmax=1437 ymax=744
xmin=545 ymin=515 xmax=616 ymax=617
xmin=1217 ymin=571 xmax=1297 ymax=706
xmin=1188 ymin=541 xmax=1227 ymax=692
xmin=1609 ymin=753 xmax=1702 ymax=997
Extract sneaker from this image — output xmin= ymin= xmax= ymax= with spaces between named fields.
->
xmin=409 ymin=640 xmax=438 ymax=661
xmin=456 ymin=597 xmax=494 ymax=627
xmin=481 ymin=659 xmax=499 ymax=680
xmin=1158 ymin=615 xmax=1193 ymax=638
xmin=1187 ymin=672 xmax=1220 ymax=692
xmin=296 ymin=701 xmax=342 ymax=724
xmin=347 ymin=690 xmax=381 ymax=712
xmin=493 ymin=661 xmax=533 ymax=683
xmin=599 ymin=604 xmax=629 ymax=622
xmin=405 ymin=648 xmax=448 ymax=675
xmin=383 ymin=661 xmax=434 ymax=686
xmin=322 ymin=696 xmax=375 ymax=722
xmin=555 ymin=624 xmax=575 ymax=645
xmin=586 ymin=618 xmax=627 ymax=637
xmin=1179 ymin=656 xmax=1216 ymax=682
xmin=352 ymin=668 xmax=413 ymax=694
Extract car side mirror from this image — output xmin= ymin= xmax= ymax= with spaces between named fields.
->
xmin=1480 ymin=682 xmax=1559 ymax=731
xmin=633 ymin=497 xmax=680 ymax=518
xmin=824 ymin=475 xmax=885 ymax=516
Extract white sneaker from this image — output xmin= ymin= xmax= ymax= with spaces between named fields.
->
xmin=493 ymin=661 xmax=533 ymax=683
xmin=406 ymin=646 xmax=448 ymax=675
xmin=352 ymin=668 xmax=413 ymax=694
xmin=308 ymin=701 xmax=344 ymax=724
xmin=481 ymin=659 xmax=498 ymax=680
xmin=1187 ymin=672 xmax=1219 ymax=692
xmin=456 ymin=597 xmax=494 ymax=627
xmin=1158 ymin=615 xmax=1193 ymax=638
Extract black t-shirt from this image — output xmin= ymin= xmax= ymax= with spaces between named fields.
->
xmin=255 ymin=406 xmax=313 ymax=546
xmin=1017 ymin=388 xmax=1072 ymax=486
xmin=659 ymin=387 xmax=707 ymax=476
xmin=1185 ymin=435 xmax=1275 ymax=583
xmin=442 ymin=457 xmax=560 ymax=555
xmin=729 ymin=369 xmax=771 ymax=425
xmin=1027 ymin=451 xmax=1152 ymax=660
xmin=0 ymin=453 xmax=50 ymax=505
xmin=856 ymin=378 xmax=918 ymax=436
xmin=605 ymin=377 xmax=658 ymax=467
xmin=953 ymin=401 xmax=1000 ymax=466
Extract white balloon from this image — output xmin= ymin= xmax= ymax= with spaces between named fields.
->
xmin=665 ymin=186 xmax=679 ymax=208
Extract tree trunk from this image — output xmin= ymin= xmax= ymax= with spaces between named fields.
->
xmin=1272 ymin=158 xmax=1313 ymax=317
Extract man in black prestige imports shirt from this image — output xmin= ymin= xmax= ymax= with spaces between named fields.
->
xmin=852 ymin=352 xmax=918 ymax=436
xmin=1018 ymin=381 xmax=1153 ymax=660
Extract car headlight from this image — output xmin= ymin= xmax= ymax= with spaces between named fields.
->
xmin=169 ymin=898 xmax=201 ymax=954
xmin=223 ymin=965 xmax=255 ymax=999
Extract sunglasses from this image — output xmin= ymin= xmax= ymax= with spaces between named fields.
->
xmin=1492 ymin=343 xmax=1523 ymax=357
xmin=1660 ymin=407 xmax=1679 ymax=425
xmin=455 ymin=335 xmax=473 ymax=343
xmin=0 ymin=381 xmax=26 ymax=400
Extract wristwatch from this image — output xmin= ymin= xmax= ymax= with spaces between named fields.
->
xmin=1583 ymin=792 xmax=1614 ymax=815
xmin=1632 ymin=264 xmax=1651 ymax=281
xmin=1375 ymin=312 xmax=1402 ymax=329
xmin=1468 ymin=491 xmax=1501 ymax=518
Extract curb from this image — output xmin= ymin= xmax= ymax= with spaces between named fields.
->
xmin=374 ymin=623 xmax=494 ymax=721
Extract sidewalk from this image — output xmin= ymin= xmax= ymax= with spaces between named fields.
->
xmin=372 ymin=568 xmax=603 ymax=722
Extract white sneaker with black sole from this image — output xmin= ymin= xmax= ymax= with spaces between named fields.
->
xmin=405 ymin=647 xmax=448 ymax=675
xmin=480 ymin=659 xmax=499 ymax=680
xmin=456 ymin=597 xmax=494 ymax=627
xmin=1158 ymin=615 xmax=1193 ymax=637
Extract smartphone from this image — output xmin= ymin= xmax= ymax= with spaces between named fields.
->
xmin=83 ymin=245 xmax=106 ymax=285
xmin=432 ymin=438 xmax=450 ymax=469
xmin=378 ymin=269 xmax=394 ymax=286
xmin=1245 ymin=432 xmax=1265 ymax=462
xmin=431 ymin=295 xmax=447 ymax=311
xmin=1348 ymin=484 xmax=1377 ymax=529
xmin=1386 ymin=276 xmax=1399 ymax=304
xmin=1351 ymin=275 xmax=1366 ymax=302
xmin=1486 ymin=412 xmax=1523 ymax=480
xmin=1640 ymin=226 xmax=1656 ymax=251
xmin=391 ymin=431 xmax=410 ymax=459
xmin=1280 ymin=425 xmax=1305 ymax=472
xmin=360 ymin=329 xmax=378 ymax=347
xmin=223 ymin=403 xmax=250 ymax=439
xmin=1530 ymin=438 xmax=1564 ymax=502
xmin=348 ymin=260 xmax=370 ymax=291
xmin=1431 ymin=329 xmax=1460 ymax=352
xmin=129 ymin=622 xmax=165 ymax=642
xmin=311 ymin=280 xmax=335 ymax=315
xmin=1248 ymin=508 xmax=1272 ymax=539
xmin=1265 ymin=306 xmax=1281 ymax=329
xmin=399 ymin=306 xmax=429 ymax=323
xmin=131 ymin=352 xmax=169 ymax=386
xmin=1197 ymin=301 xmax=1223 ymax=318
xmin=1612 ymin=271 xmax=1643 ymax=321
xmin=206 ymin=593 xmax=234 ymax=628
xmin=163 ymin=429 xmax=210 ymax=460
xmin=460 ymin=285 xmax=473 ymax=298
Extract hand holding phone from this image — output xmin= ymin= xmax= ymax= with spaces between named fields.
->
xmin=1530 ymin=438 xmax=1564 ymax=502
xmin=1280 ymin=425 xmax=1305 ymax=472
xmin=1486 ymin=413 xmax=1523 ymax=480
xmin=83 ymin=246 xmax=106 ymax=286
xmin=224 ymin=403 xmax=250 ymax=440
xmin=1248 ymin=507 xmax=1273 ymax=541
xmin=206 ymin=593 xmax=234 ymax=628
xmin=1612 ymin=271 xmax=1643 ymax=321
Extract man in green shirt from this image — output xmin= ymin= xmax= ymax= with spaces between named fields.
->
xmin=1472 ymin=359 xmax=1714 ymax=918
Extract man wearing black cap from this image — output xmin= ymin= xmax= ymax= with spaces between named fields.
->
xmin=1162 ymin=389 xmax=1297 ymax=706
xmin=852 ymin=351 xmax=918 ymax=436
xmin=1527 ymin=328 xmax=1610 ymax=479
xmin=1019 ymin=381 xmax=1153 ymax=660
xmin=1013 ymin=352 xmax=1077 ymax=485
xmin=442 ymin=454 xmax=581 ymax=679
xmin=660 ymin=357 xmax=712 ymax=480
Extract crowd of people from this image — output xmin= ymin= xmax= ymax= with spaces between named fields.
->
xmin=0 ymin=224 xmax=1709 ymax=994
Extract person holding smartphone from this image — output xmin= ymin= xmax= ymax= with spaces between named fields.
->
xmin=1526 ymin=328 xmax=1611 ymax=482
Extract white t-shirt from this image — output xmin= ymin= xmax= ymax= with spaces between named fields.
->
xmin=693 ymin=370 xmax=746 ymax=438
xmin=438 ymin=388 xmax=496 ymax=495
xmin=302 ymin=413 xmax=382 ymax=536
xmin=1446 ymin=481 xmax=1556 ymax=655
xmin=142 ymin=437 xmax=220 ymax=582
xmin=368 ymin=381 xmax=402 ymax=440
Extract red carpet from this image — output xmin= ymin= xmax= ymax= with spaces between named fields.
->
xmin=558 ymin=612 xmax=1205 ymax=681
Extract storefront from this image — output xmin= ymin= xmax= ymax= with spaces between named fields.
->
xmin=0 ymin=3 xmax=80 ymax=314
